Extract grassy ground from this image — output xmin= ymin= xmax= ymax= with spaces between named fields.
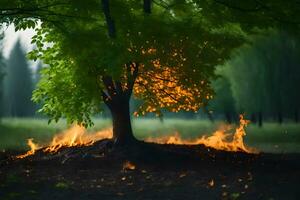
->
xmin=0 ymin=118 xmax=300 ymax=153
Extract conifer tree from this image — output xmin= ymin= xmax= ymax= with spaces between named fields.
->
xmin=3 ymin=39 xmax=34 ymax=117
xmin=0 ymin=33 xmax=5 ymax=120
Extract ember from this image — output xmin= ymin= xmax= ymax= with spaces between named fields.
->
xmin=123 ymin=161 xmax=136 ymax=170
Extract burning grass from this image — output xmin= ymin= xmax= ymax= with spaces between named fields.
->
xmin=15 ymin=139 xmax=40 ymax=159
xmin=15 ymin=126 xmax=113 ymax=158
xmin=146 ymin=115 xmax=257 ymax=153
xmin=15 ymin=115 xmax=257 ymax=159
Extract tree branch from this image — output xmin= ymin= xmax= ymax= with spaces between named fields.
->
xmin=102 ymin=76 xmax=116 ymax=97
xmin=101 ymin=0 xmax=116 ymax=38
xmin=143 ymin=0 xmax=152 ymax=14
xmin=126 ymin=62 xmax=139 ymax=95
xmin=212 ymin=0 xmax=264 ymax=12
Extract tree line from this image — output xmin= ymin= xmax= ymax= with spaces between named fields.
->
xmin=0 ymin=38 xmax=40 ymax=119
xmin=1 ymin=30 xmax=299 ymax=127
xmin=209 ymin=30 xmax=300 ymax=126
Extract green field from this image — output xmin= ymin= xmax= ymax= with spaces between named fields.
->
xmin=0 ymin=118 xmax=300 ymax=153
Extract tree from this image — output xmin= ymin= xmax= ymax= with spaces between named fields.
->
xmin=209 ymin=75 xmax=236 ymax=124
xmin=1 ymin=1 xmax=300 ymax=145
xmin=3 ymin=39 xmax=34 ymax=117
xmin=223 ymin=30 xmax=300 ymax=125
xmin=32 ymin=1 xmax=248 ymax=145
xmin=0 ymin=32 xmax=5 ymax=120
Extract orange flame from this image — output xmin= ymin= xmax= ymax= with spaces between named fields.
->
xmin=145 ymin=115 xmax=257 ymax=153
xmin=123 ymin=161 xmax=136 ymax=170
xmin=16 ymin=115 xmax=256 ymax=159
xmin=15 ymin=138 xmax=40 ymax=159
xmin=43 ymin=125 xmax=112 ymax=153
xmin=16 ymin=125 xmax=112 ymax=158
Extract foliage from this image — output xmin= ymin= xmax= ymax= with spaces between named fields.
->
xmin=209 ymin=74 xmax=236 ymax=121
xmin=0 ymin=32 xmax=5 ymax=119
xmin=0 ymin=28 xmax=5 ymax=122
xmin=223 ymin=30 xmax=300 ymax=120
xmin=1 ymin=1 xmax=300 ymax=126
xmin=34 ymin=61 xmax=43 ymax=85
xmin=3 ymin=40 xmax=35 ymax=117
xmin=25 ymin=1 xmax=244 ymax=126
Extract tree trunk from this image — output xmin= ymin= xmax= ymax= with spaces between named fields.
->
xmin=250 ymin=113 xmax=257 ymax=124
xmin=258 ymin=111 xmax=263 ymax=127
xmin=143 ymin=0 xmax=152 ymax=13
xmin=295 ymin=109 xmax=298 ymax=123
xmin=277 ymin=111 xmax=283 ymax=124
xmin=108 ymin=96 xmax=136 ymax=145
xmin=101 ymin=0 xmax=116 ymax=38
xmin=225 ymin=111 xmax=232 ymax=124
xmin=101 ymin=63 xmax=139 ymax=146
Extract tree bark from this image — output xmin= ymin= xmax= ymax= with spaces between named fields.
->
xmin=101 ymin=63 xmax=139 ymax=146
xmin=108 ymin=95 xmax=135 ymax=145
xmin=143 ymin=0 xmax=152 ymax=14
xmin=101 ymin=0 xmax=116 ymax=38
xmin=258 ymin=111 xmax=263 ymax=127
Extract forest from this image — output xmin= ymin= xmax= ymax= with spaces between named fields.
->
xmin=0 ymin=1 xmax=300 ymax=199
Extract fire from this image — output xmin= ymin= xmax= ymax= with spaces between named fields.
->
xmin=16 ymin=125 xmax=112 ymax=158
xmin=145 ymin=115 xmax=257 ymax=153
xmin=16 ymin=115 xmax=255 ymax=159
xmin=43 ymin=125 xmax=112 ymax=153
xmin=16 ymin=138 xmax=40 ymax=159
xmin=123 ymin=161 xmax=136 ymax=170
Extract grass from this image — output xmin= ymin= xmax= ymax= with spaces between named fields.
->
xmin=0 ymin=117 xmax=300 ymax=153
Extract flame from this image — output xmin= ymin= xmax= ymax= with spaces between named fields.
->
xmin=123 ymin=161 xmax=136 ymax=170
xmin=208 ymin=179 xmax=214 ymax=187
xmin=16 ymin=125 xmax=112 ymax=158
xmin=16 ymin=115 xmax=256 ymax=159
xmin=145 ymin=115 xmax=257 ymax=153
xmin=16 ymin=138 xmax=40 ymax=159
xmin=43 ymin=125 xmax=112 ymax=153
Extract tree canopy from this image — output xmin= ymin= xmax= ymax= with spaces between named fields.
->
xmin=0 ymin=0 xmax=299 ymax=127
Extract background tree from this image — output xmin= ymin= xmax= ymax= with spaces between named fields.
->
xmin=209 ymin=75 xmax=236 ymax=124
xmin=0 ymin=32 xmax=5 ymax=121
xmin=223 ymin=31 xmax=300 ymax=125
xmin=32 ymin=61 xmax=43 ymax=116
xmin=3 ymin=39 xmax=34 ymax=117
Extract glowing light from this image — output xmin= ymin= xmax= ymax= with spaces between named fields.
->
xmin=16 ymin=125 xmax=112 ymax=158
xmin=123 ymin=161 xmax=136 ymax=170
xmin=15 ymin=138 xmax=40 ymax=159
xmin=145 ymin=115 xmax=257 ymax=153
xmin=134 ymin=60 xmax=211 ymax=116
xmin=43 ymin=125 xmax=112 ymax=153
xmin=16 ymin=115 xmax=256 ymax=159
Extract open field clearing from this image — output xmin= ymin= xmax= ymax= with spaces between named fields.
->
xmin=1 ymin=118 xmax=299 ymax=153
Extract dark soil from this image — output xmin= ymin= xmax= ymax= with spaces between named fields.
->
xmin=0 ymin=140 xmax=299 ymax=200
